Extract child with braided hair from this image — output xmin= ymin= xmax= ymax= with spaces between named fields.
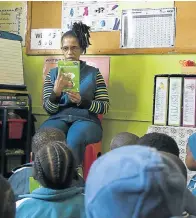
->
xmin=9 ymin=127 xmax=84 ymax=200
xmin=0 ymin=175 xmax=15 ymax=218
xmin=41 ymin=22 xmax=109 ymax=166
xmin=16 ymin=141 xmax=85 ymax=218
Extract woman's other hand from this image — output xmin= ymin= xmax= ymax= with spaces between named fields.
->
xmin=67 ymin=91 xmax=81 ymax=104
xmin=53 ymin=71 xmax=73 ymax=96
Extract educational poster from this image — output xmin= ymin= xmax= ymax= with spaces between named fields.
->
xmin=121 ymin=8 xmax=176 ymax=48
xmin=118 ymin=1 xmax=174 ymax=13
xmin=153 ymin=77 xmax=168 ymax=125
xmin=168 ymin=77 xmax=182 ymax=126
xmin=43 ymin=56 xmax=110 ymax=86
xmin=61 ymin=1 xmax=120 ymax=32
xmin=0 ymin=1 xmax=27 ymax=46
xmin=30 ymin=29 xmax=61 ymax=50
xmin=183 ymin=78 xmax=196 ymax=127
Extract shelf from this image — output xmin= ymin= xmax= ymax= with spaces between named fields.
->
xmin=0 ymin=89 xmax=28 ymax=94
xmin=0 ymin=106 xmax=29 ymax=110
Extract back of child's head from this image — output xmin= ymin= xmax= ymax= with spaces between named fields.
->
xmin=85 ymin=146 xmax=187 ymax=218
xmin=0 ymin=175 xmax=15 ymax=218
xmin=110 ymin=132 xmax=139 ymax=150
xmin=33 ymin=141 xmax=75 ymax=189
xmin=31 ymin=127 xmax=65 ymax=155
xmin=137 ymin=132 xmax=179 ymax=157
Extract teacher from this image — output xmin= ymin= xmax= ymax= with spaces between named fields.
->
xmin=41 ymin=22 xmax=109 ymax=166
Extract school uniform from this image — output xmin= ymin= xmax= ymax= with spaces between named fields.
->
xmin=16 ymin=186 xmax=86 ymax=218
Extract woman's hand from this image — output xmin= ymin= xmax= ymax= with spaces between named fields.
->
xmin=53 ymin=71 xmax=73 ymax=96
xmin=67 ymin=91 xmax=81 ymax=104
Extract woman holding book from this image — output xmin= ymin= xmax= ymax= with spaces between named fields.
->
xmin=41 ymin=22 xmax=109 ymax=166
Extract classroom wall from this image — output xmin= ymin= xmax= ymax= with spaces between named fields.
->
xmin=23 ymin=49 xmax=196 ymax=153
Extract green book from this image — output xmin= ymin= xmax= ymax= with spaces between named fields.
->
xmin=29 ymin=177 xmax=41 ymax=193
xmin=58 ymin=60 xmax=80 ymax=92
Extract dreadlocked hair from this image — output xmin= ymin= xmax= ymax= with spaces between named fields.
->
xmin=31 ymin=128 xmax=65 ymax=156
xmin=61 ymin=22 xmax=91 ymax=53
xmin=33 ymin=141 xmax=76 ymax=190
xmin=0 ymin=175 xmax=15 ymax=218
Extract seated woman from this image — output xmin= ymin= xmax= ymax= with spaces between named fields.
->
xmin=41 ymin=22 xmax=109 ymax=166
xmin=16 ymin=141 xmax=85 ymax=218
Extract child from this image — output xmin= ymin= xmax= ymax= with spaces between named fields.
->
xmin=0 ymin=175 xmax=15 ymax=218
xmin=186 ymin=133 xmax=196 ymax=171
xmin=137 ymin=132 xmax=180 ymax=157
xmin=9 ymin=127 xmax=84 ymax=200
xmin=110 ymin=132 xmax=139 ymax=150
xmin=16 ymin=141 xmax=85 ymax=218
xmin=85 ymin=146 xmax=192 ymax=218
xmin=186 ymin=133 xmax=196 ymax=195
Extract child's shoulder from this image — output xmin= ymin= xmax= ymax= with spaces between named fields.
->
xmin=8 ymin=163 xmax=33 ymax=200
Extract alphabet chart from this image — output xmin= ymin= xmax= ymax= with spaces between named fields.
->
xmin=121 ymin=8 xmax=176 ymax=48
xmin=30 ymin=29 xmax=61 ymax=50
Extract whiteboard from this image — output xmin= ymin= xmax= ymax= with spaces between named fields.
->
xmin=0 ymin=37 xmax=24 ymax=85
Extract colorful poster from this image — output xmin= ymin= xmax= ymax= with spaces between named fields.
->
xmin=168 ymin=77 xmax=182 ymax=126
xmin=43 ymin=56 xmax=110 ymax=86
xmin=183 ymin=78 xmax=196 ymax=127
xmin=30 ymin=29 xmax=61 ymax=50
xmin=153 ymin=77 xmax=168 ymax=125
xmin=61 ymin=1 xmax=120 ymax=32
xmin=0 ymin=1 xmax=27 ymax=46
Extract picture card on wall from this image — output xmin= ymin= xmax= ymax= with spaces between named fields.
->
xmin=168 ymin=77 xmax=182 ymax=126
xmin=153 ymin=77 xmax=168 ymax=125
xmin=183 ymin=78 xmax=196 ymax=127
xmin=30 ymin=29 xmax=61 ymax=50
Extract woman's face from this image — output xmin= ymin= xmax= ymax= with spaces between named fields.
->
xmin=61 ymin=36 xmax=82 ymax=61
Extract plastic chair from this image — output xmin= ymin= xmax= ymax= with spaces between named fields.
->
xmin=83 ymin=114 xmax=103 ymax=181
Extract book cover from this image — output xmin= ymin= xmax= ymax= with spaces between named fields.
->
xmin=29 ymin=177 xmax=41 ymax=193
xmin=153 ymin=77 xmax=169 ymax=126
xmin=58 ymin=60 xmax=80 ymax=92
xmin=182 ymin=78 xmax=196 ymax=127
xmin=168 ymin=77 xmax=182 ymax=126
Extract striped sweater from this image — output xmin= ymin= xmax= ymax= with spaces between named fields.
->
xmin=43 ymin=71 xmax=109 ymax=115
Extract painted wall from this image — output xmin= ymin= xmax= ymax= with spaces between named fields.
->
xmin=23 ymin=49 xmax=196 ymax=152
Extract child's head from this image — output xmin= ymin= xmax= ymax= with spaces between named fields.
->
xmin=33 ymin=141 xmax=75 ymax=189
xmin=0 ymin=175 xmax=15 ymax=218
xmin=110 ymin=132 xmax=139 ymax=150
xmin=85 ymin=146 xmax=187 ymax=218
xmin=137 ymin=132 xmax=179 ymax=157
xmin=31 ymin=128 xmax=65 ymax=158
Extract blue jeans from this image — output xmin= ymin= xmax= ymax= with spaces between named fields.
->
xmin=40 ymin=119 xmax=102 ymax=166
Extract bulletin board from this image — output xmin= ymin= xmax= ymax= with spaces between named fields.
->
xmin=26 ymin=1 xmax=196 ymax=55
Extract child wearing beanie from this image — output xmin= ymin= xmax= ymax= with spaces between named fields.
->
xmin=16 ymin=141 xmax=85 ymax=218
